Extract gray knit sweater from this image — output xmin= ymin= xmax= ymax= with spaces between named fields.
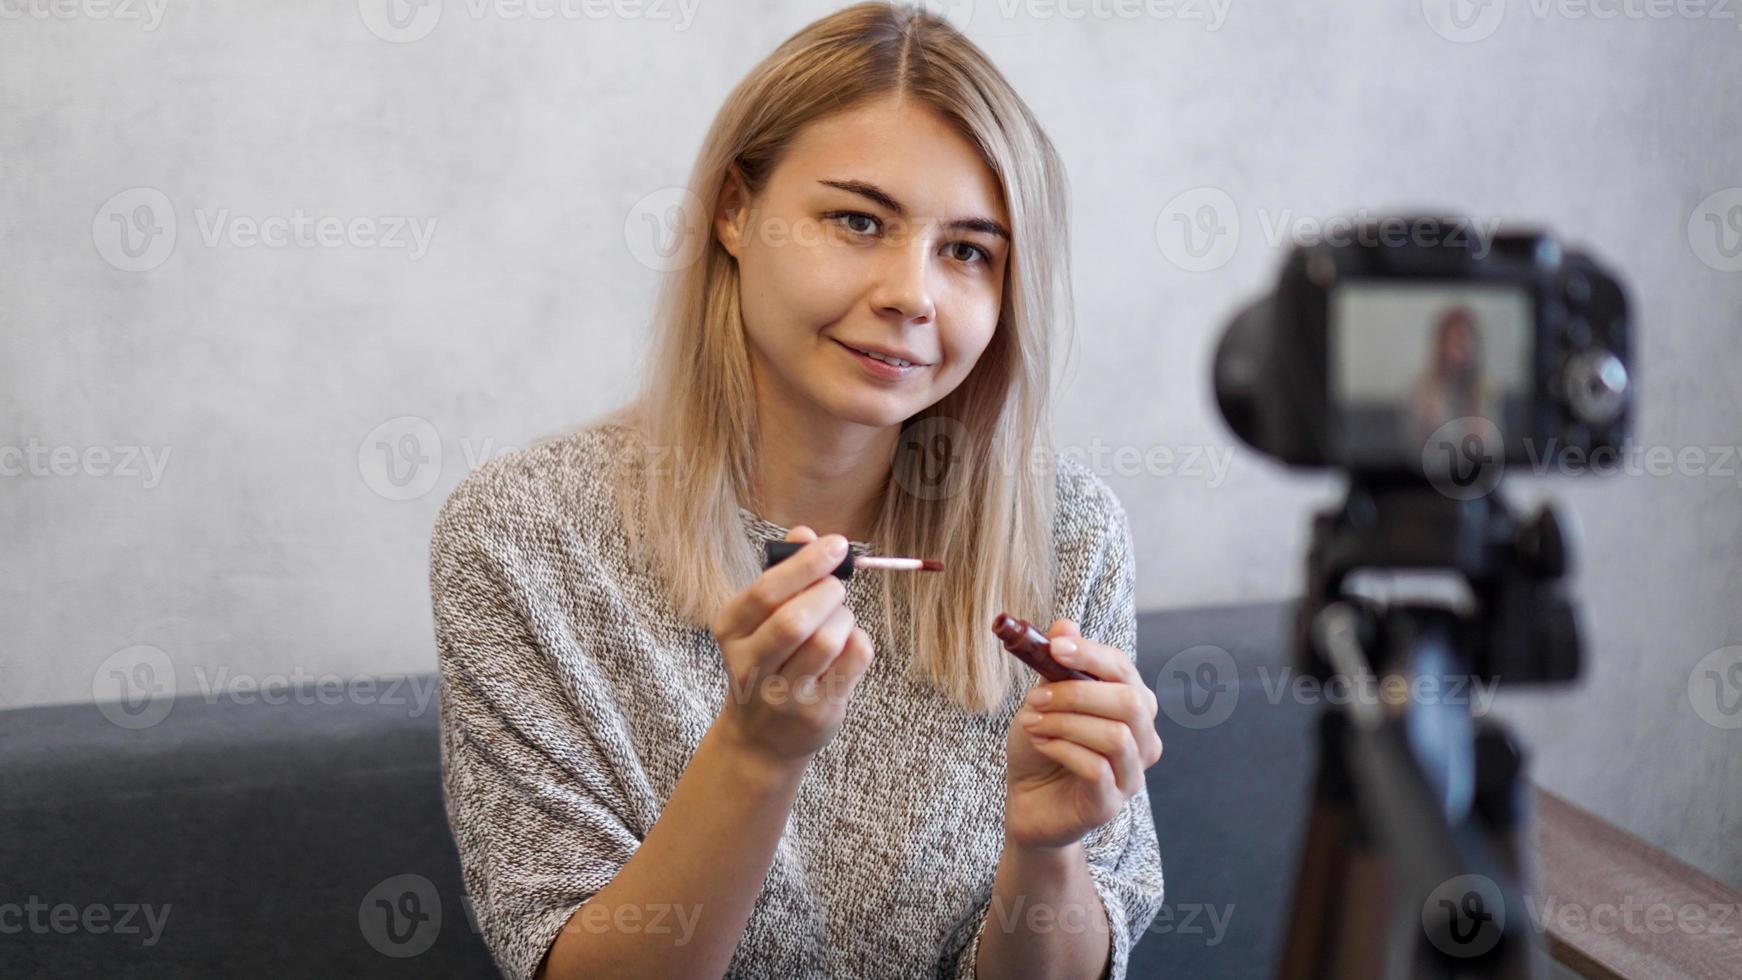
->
xmin=429 ymin=421 xmax=1164 ymax=980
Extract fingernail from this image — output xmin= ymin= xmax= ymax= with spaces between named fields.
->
xmin=1026 ymin=688 xmax=1051 ymax=708
xmin=1051 ymin=638 xmax=1078 ymax=659
xmin=827 ymin=536 xmax=847 ymax=558
xmin=1017 ymin=709 xmax=1042 ymax=726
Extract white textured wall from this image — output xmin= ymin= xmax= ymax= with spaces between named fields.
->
xmin=4 ymin=0 xmax=1739 ymax=889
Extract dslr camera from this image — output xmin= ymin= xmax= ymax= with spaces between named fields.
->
xmin=1214 ymin=216 xmax=1632 ymax=484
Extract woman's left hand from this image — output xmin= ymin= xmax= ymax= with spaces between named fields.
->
xmin=1004 ymin=618 xmax=1164 ymax=850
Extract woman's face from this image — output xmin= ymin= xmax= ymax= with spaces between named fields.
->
xmin=1438 ymin=315 xmax=1477 ymax=375
xmin=715 ymin=97 xmax=1010 ymax=431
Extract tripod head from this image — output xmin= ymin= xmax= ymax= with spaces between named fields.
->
xmin=1297 ymin=479 xmax=1580 ymax=688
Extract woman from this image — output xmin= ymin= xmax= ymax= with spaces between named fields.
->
xmin=1407 ymin=304 xmax=1494 ymax=450
xmin=430 ymin=4 xmax=1165 ymax=978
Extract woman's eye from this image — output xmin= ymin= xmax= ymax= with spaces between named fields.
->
xmin=827 ymin=211 xmax=881 ymax=236
xmin=947 ymin=241 xmax=991 ymax=266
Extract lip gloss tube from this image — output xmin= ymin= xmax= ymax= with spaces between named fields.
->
xmin=991 ymin=612 xmax=1096 ymax=683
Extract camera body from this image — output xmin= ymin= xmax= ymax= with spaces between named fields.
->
xmin=1215 ymin=216 xmax=1632 ymax=479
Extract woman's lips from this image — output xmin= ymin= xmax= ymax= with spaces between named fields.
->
xmin=835 ymin=339 xmax=925 ymax=381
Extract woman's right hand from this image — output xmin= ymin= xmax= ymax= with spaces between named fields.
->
xmin=710 ymin=525 xmax=875 ymax=770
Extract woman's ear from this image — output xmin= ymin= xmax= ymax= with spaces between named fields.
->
xmin=715 ymin=164 xmax=751 ymax=259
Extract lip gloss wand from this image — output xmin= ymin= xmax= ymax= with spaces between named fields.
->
xmin=763 ymin=540 xmax=944 ymax=579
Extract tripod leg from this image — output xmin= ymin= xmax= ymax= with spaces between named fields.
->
xmin=1280 ymin=711 xmax=1396 ymax=980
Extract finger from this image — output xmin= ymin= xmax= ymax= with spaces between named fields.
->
xmin=779 ymin=603 xmax=855 ymax=683
xmin=1048 ymin=636 xmax=1137 ymax=690
xmin=819 ymin=626 xmax=875 ymax=698
xmin=744 ymin=573 xmax=847 ymax=667
xmin=715 ymin=532 xmax=849 ymax=639
xmin=1026 ymin=732 xmax=1118 ymax=793
xmin=1019 ymin=709 xmax=1146 ymax=795
xmin=786 ymin=525 xmax=817 ymax=543
xmin=1027 ymin=681 xmax=1164 ymax=765
xmin=1047 ymin=618 xmax=1082 ymax=640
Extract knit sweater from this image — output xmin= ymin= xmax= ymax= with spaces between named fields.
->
xmin=429 ymin=421 xmax=1164 ymax=980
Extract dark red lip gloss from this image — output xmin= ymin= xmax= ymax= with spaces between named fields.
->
xmin=991 ymin=612 xmax=1095 ymax=683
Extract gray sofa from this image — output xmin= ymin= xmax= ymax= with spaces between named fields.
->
xmin=0 ymin=602 xmax=1314 ymax=979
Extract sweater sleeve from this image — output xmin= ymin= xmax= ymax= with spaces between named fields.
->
xmin=949 ymin=477 xmax=1165 ymax=980
xmin=1074 ymin=485 xmax=1165 ymax=979
xmin=429 ymin=482 xmax=643 ymax=980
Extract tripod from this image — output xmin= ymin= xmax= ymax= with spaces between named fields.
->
xmin=1277 ymin=480 xmax=1579 ymax=979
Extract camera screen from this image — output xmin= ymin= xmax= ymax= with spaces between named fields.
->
xmin=1328 ymin=281 xmax=1533 ymax=466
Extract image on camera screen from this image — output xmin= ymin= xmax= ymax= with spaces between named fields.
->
xmin=1328 ymin=281 xmax=1533 ymax=467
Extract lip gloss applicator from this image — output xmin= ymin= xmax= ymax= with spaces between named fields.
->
xmin=763 ymin=540 xmax=945 ymax=580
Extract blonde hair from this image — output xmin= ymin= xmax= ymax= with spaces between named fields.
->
xmin=601 ymin=1 xmax=1074 ymax=714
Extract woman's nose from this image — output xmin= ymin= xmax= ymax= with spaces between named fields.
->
xmin=871 ymin=236 xmax=937 ymax=325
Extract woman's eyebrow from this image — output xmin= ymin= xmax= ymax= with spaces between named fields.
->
xmin=817 ymin=178 xmax=1010 ymax=241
